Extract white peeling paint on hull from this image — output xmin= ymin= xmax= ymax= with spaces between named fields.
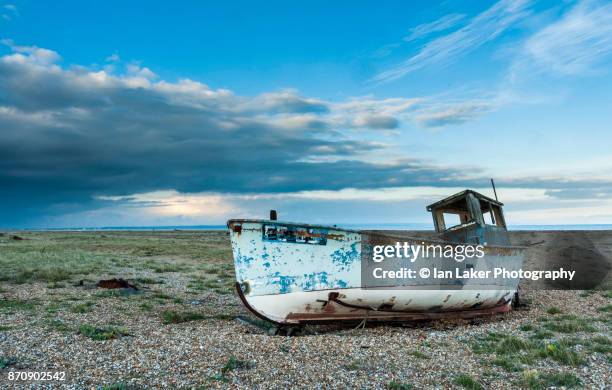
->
xmin=228 ymin=219 xmax=525 ymax=324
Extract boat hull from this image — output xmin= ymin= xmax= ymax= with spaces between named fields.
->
xmin=228 ymin=220 xmax=524 ymax=325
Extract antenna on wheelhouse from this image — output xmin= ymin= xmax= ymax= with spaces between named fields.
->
xmin=490 ymin=178 xmax=499 ymax=202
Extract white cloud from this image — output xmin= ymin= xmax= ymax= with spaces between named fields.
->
xmin=0 ymin=40 xmax=493 ymax=132
xmin=102 ymin=186 xmax=549 ymax=205
xmin=126 ymin=63 xmax=157 ymax=79
xmin=0 ymin=106 xmax=62 ymax=127
xmin=373 ymin=0 xmax=532 ymax=82
xmin=1 ymin=3 xmax=17 ymax=21
xmin=239 ymin=186 xmax=549 ymax=203
xmin=0 ymin=41 xmax=422 ymax=132
xmin=89 ymin=186 xmax=554 ymax=226
xmin=93 ymin=184 xmax=612 ymax=226
xmin=105 ymin=53 xmax=120 ymax=62
xmin=414 ymin=101 xmax=492 ymax=128
xmin=98 ymin=190 xmax=235 ymax=219
xmin=371 ymin=13 xmax=465 ymax=58
xmin=507 ymin=201 xmax=612 ymax=224
xmin=403 ymin=14 xmax=466 ymax=42
xmin=1 ymin=40 xmax=61 ymax=65
xmin=523 ymin=0 xmax=612 ymax=75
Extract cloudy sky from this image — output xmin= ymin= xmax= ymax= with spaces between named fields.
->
xmin=1 ymin=0 xmax=612 ymax=228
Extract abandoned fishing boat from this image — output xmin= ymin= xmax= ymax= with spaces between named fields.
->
xmin=227 ymin=190 xmax=525 ymax=325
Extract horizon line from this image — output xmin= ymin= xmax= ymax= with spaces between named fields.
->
xmin=4 ymin=222 xmax=612 ymax=232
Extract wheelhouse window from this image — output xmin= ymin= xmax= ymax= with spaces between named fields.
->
xmin=442 ymin=212 xmax=463 ymax=230
xmin=483 ymin=203 xmax=506 ymax=228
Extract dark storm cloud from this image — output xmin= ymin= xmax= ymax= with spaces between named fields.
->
xmin=353 ymin=115 xmax=399 ymax=129
xmin=0 ymin=44 xmax=477 ymax=226
xmin=3 ymin=43 xmax=609 ymax=227
xmin=239 ymin=91 xmax=330 ymax=114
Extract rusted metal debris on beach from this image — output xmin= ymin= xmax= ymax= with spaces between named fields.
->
xmin=97 ymin=278 xmax=138 ymax=290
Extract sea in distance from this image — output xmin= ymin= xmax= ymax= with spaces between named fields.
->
xmin=23 ymin=223 xmax=612 ymax=232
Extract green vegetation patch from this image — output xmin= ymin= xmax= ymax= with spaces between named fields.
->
xmin=70 ymin=301 xmax=95 ymax=313
xmin=453 ymin=374 xmax=483 ymax=390
xmin=0 ymin=231 xmax=234 ymax=286
xmin=0 ymin=356 xmax=16 ymax=369
xmin=221 ymin=356 xmax=254 ymax=375
xmin=591 ymin=335 xmax=610 ymax=344
xmin=598 ymin=304 xmax=612 ymax=313
xmin=0 ymin=298 xmax=37 ymax=313
xmin=546 ymin=307 xmax=562 ymax=315
xmin=343 ymin=359 xmax=368 ymax=371
xmin=150 ymin=262 xmax=188 ymax=273
xmin=45 ymin=319 xmax=71 ymax=332
xmin=148 ymin=291 xmax=175 ymax=301
xmin=409 ymin=350 xmax=429 ymax=359
xmin=95 ymin=289 xmax=141 ymax=298
xmin=472 ymin=332 xmax=585 ymax=367
xmin=518 ymin=370 xmax=581 ymax=389
xmin=78 ymin=324 xmax=127 ymax=340
xmin=472 ymin=333 xmax=527 ymax=355
xmin=542 ymin=340 xmax=585 ymax=366
xmin=589 ymin=335 xmax=612 ymax=354
xmin=529 ymin=329 xmax=555 ymax=340
xmin=209 ymin=356 xmax=254 ymax=382
xmin=101 ymin=383 xmax=140 ymax=390
xmin=133 ymin=277 xmax=164 ymax=285
xmin=388 ymin=380 xmax=413 ymax=390
xmin=161 ymin=310 xmax=207 ymax=324
xmin=519 ymin=323 xmax=534 ymax=331
xmin=0 ymin=236 xmax=114 ymax=284
xmin=187 ymin=275 xmax=234 ymax=295
xmin=542 ymin=314 xmax=597 ymax=333
xmin=491 ymin=356 xmax=521 ymax=372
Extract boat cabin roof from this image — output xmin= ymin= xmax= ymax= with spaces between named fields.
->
xmin=426 ymin=189 xmax=503 ymax=212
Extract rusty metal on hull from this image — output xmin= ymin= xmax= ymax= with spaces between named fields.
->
xmin=285 ymin=302 xmax=512 ymax=324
